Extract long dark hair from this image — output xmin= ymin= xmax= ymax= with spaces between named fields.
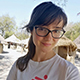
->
xmin=16 ymin=1 xmax=67 ymax=71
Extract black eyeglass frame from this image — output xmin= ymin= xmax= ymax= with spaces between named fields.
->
xmin=34 ymin=26 xmax=66 ymax=39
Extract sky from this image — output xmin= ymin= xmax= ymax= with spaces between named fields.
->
xmin=0 ymin=0 xmax=80 ymax=27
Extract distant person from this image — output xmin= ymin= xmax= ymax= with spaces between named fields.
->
xmin=8 ymin=42 xmax=10 ymax=49
xmin=7 ymin=1 xmax=80 ymax=80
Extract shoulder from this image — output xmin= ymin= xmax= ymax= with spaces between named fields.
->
xmin=66 ymin=61 xmax=80 ymax=79
xmin=7 ymin=61 xmax=17 ymax=80
xmin=56 ymin=54 xmax=79 ymax=72
xmin=9 ymin=61 xmax=17 ymax=73
xmin=11 ymin=61 xmax=17 ymax=69
xmin=56 ymin=54 xmax=71 ymax=67
xmin=57 ymin=54 xmax=80 ymax=80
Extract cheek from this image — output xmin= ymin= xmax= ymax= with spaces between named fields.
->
xmin=32 ymin=32 xmax=42 ymax=46
xmin=52 ymin=38 xmax=59 ymax=43
xmin=36 ymin=34 xmax=41 ymax=40
xmin=52 ymin=38 xmax=59 ymax=47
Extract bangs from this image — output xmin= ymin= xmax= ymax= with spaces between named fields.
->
xmin=36 ymin=6 xmax=67 ymax=27
xmin=39 ymin=15 xmax=62 ymax=26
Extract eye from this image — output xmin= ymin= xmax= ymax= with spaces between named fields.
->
xmin=38 ymin=27 xmax=44 ymax=30
xmin=53 ymin=30 xmax=60 ymax=33
xmin=37 ymin=27 xmax=47 ymax=31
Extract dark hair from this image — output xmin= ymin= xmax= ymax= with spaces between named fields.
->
xmin=16 ymin=1 xmax=67 ymax=71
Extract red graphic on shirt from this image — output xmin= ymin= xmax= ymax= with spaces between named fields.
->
xmin=32 ymin=75 xmax=48 ymax=80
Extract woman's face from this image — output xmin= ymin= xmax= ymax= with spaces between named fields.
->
xmin=32 ymin=20 xmax=64 ymax=53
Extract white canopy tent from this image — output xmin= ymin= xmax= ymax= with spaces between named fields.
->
xmin=5 ymin=34 xmax=20 ymax=44
xmin=20 ymin=38 xmax=29 ymax=45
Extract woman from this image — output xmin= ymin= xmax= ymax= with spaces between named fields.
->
xmin=7 ymin=1 xmax=80 ymax=80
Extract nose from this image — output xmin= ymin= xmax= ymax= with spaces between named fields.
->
xmin=44 ymin=32 xmax=52 ymax=41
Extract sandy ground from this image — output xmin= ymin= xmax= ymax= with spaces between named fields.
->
xmin=0 ymin=48 xmax=27 ymax=80
xmin=0 ymin=48 xmax=80 ymax=80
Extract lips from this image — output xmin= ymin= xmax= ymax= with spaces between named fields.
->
xmin=42 ymin=42 xmax=51 ymax=46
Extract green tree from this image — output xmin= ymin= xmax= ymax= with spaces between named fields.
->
xmin=15 ymin=20 xmax=29 ymax=40
xmin=53 ymin=0 xmax=68 ymax=6
xmin=0 ymin=14 xmax=17 ymax=38
xmin=15 ymin=28 xmax=29 ymax=40
xmin=65 ymin=22 xmax=80 ymax=41
xmin=4 ymin=31 xmax=14 ymax=39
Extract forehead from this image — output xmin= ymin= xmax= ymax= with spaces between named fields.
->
xmin=43 ymin=20 xmax=63 ymax=29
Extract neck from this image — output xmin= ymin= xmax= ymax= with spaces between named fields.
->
xmin=32 ymin=49 xmax=56 ymax=62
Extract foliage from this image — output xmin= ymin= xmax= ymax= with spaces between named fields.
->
xmin=53 ymin=0 xmax=68 ymax=7
xmin=65 ymin=22 xmax=80 ymax=41
xmin=0 ymin=14 xmax=17 ymax=38
xmin=15 ymin=28 xmax=30 ymax=40
xmin=0 ymin=14 xmax=29 ymax=40
xmin=16 ymin=32 xmax=29 ymax=40
xmin=4 ymin=31 xmax=14 ymax=39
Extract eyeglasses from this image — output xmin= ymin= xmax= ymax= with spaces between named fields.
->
xmin=34 ymin=26 xmax=65 ymax=39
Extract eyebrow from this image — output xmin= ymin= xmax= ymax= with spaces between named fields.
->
xmin=36 ymin=25 xmax=63 ymax=29
xmin=40 ymin=26 xmax=63 ymax=31
xmin=55 ymin=27 xmax=62 ymax=28
xmin=51 ymin=27 xmax=63 ymax=30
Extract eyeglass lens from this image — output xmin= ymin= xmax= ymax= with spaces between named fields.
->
xmin=35 ymin=26 xmax=65 ymax=38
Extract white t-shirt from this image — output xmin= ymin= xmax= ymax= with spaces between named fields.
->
xmin=7 ymin=54 xmax=80 ymax=80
